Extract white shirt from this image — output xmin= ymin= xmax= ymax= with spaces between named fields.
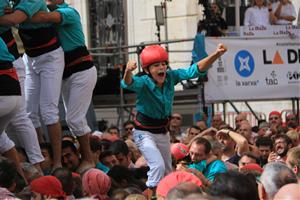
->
xmin=244 ymin=6 xmax=271 ymax=26
xmin=272 ymin=2 xmax=296 ymax=25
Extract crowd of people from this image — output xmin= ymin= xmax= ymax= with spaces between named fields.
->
xmin=0 ymin=0 xmax=300 ymax=200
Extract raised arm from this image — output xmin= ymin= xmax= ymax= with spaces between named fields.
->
xmin=217 ymin=129 xmax=249 ymax=156
xmin=123 ymin=60 xmax=137 ymax=85
xmin=30 ymin=11 xmax=62 ymax=24
xmin=0 ymin=10 xmax=27 ymax=26
xmin=197 ymin=43 xmax=227 ymax=72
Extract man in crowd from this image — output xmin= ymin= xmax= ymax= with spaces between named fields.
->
xmin=286 ymin=147 xmax=300 ymax=182
xmin=169 ymin=113 xmax=185 ymax=142
xmin=255 ymin=137 xmax=273 ymax=167
xmin=268 ymin=134 xmax=293 ymax=163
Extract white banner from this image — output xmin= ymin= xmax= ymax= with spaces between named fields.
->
xmin=241 ymin=25 xmax=300 ymax=38
xmin=204 ymin=37 xmax=300 ymax=102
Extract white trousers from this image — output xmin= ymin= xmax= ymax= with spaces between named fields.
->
xmin=0 ymin=96 xmax=20 ymax=135
xmin=133 ymin=129 xmax=172 ymax=187
xmin=23 ymin=47 xmax=64 ymax=127
xmin=62 ymin=66 xmax=97 ymax=136
xmin=6 ymin=57 xmax=44 ymax=164
xmin=0 ymin=132 xmax=15 ymax=153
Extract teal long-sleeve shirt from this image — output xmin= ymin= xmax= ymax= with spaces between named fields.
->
xmin=121 ymin=63 xmax=206 ymax=119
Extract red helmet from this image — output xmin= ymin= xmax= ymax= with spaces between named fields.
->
xmin=140 ymin=45 xmax=168 ymax=69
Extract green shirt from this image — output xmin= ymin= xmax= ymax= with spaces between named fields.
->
xmin=121 ymin=63 xmax=206 ymax=119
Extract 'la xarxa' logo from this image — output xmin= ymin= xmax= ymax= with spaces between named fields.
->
xmin=234 ymin=50 xmax=255 ymax=78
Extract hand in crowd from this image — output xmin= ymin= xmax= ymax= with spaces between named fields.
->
xmin=200 ymin=127 xmax=218 ymax=138
xmin=268 ymin=151 xmax=278 ymax=163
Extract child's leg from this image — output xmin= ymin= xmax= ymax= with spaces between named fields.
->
xmin=154 ymin=133 xmax=172 ymax=175
xmin=133 ymin=129 xmax=165 ymax=188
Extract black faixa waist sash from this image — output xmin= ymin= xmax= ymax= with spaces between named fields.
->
xmin=0 ymin=29 xmax=20 ymax=59
xmin=0 ymin=61 xmax=21 ymax=96
xmin=18 ymin=26 xmax=60 ymax=57
xmin=63 ymin=46 xmax=94 ymax=79
xmin=134 ymin=112 xmax=170 ymax=134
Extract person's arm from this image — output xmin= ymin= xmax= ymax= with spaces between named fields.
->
xmin=123 ymin=60 xmax=137 ymax=85
xmin=0 ymin=10 xmax=27 ymax=26
xmin=197 ymin=43 xmax=227 ymax=72
xmin=268 ymin=3 xmax=277 ymax=24
xmin=30 ymin=11 xmax=62 ymax=24
xmin=217 ymin=129 xmax=249 ymax=155
xmin=277 ymin=15 xmax=295 ymax=22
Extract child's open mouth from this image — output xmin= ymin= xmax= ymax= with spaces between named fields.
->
xmin=157 ymin=71 xmax=165 ymax=77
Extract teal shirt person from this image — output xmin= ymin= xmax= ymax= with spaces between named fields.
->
xmin=54 ymin=3 xmax=85 ymax=52
xmin=0 ymin=37 xmax=14 ymax=62
xmin=0 ymin=1 xmax=11 ymax=34
xmin=121 ymin=63 xmax=206 ymax=119
xmin=14 ymin=0 xmax=51 ymax=29
xmin=188 ymin=159 xmax=227 ymax=181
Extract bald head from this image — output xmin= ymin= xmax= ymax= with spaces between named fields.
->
xmin=235 ymin=113 xmax=247 ymax=129
xmin=274 ymin=184 xmax=300 ymax=200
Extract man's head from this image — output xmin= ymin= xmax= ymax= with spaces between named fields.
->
xmin=273 ymin=134 xmax=293 ymax=158
xmin=123 ymin=121 xmax=134 ymax=140
xmin=0 ymin=159 xmax=17 ymax=191
xmin=52 ymin=167 xmax=73 ymax=196
xmin=255 ymin=137 xmax=273 ymax=161
xmin=268 ymin=111 xmax=282 ymax=128
xmin=238 ymin=152 xmax=258 ymax=170
xmin=62 ymin=140 xmax=80 ymax=171
xmin=286 ymin=130 xmax=300 ymax=147
xmin=235 ymin=113 xmax=247 ymax=129
xmin=286 ymin=113 xmax=298 ymax=129
xmin=212 ymin=115 xmax=222 ymax=130
xmin=216 ymin=131 xmax=235 ymax=152
xmin=109 ymin=140 xmax=131 ymax=168
xmin=189 ymin=137 xmax=211 ymax=163
xmin=187 ymin=125 xmax=201 ymax=142
xmin=257 ymin=121 xmax=270 ymax=137
xmin=286 ymin=147 xmax=300 ymax=180
xmin=107 ymin=126 xmax=120 ymax=137
xmin=40 ymin=142 xmax=54 ymax=171
xmin=100 ymin=151 xmax=119 ymax=168
xmin=273 ymin=183 xmax=300 ymax=200
xmin=238 ymin=121 xmax=252 ymax=143
xmin=170 ymin=113 xmax=183 ymax=128
xmin=259 ymin=162 xmax=298 ymax=200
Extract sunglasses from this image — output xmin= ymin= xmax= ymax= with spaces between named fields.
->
xmin=125 ymin=127 xmax=134 ymax=131
xmin=269 ymin=117 xmax=279 ymax=120
xmin=171 ymin=116 xmax=182 ymax=120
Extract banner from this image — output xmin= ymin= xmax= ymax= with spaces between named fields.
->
xmin=241 ymin=25 xmax=300 ymax=38
xmin=204 ymin=37 xmax=300 ymax=102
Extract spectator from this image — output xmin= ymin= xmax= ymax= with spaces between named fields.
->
xmin=52 ymin=168 xmax=74 ymax=200
xmin=0 ymin=159 xmax=19 ymax=199
xmin=255 ymin=137 xmax=273 ymax=167
xmin=238 ymin=152 xmax=259 ymax=170
xmin=185 ymin=125 xmax=201 ymax=144
xmin=62 ymin=140 xmax=81 ymax=172
xmin=211 ymin=115 xmax=223 ymax=130
xmin=285 ymin=113 xmax=298 ymax=129
xmin=208 ymin=171 xmax=259 ymax=200
xmin=156 ymin=171 xmax=203 ymax=200
xmin=268 ymin=111 xmax=283 ymax=134
xmin=107 ymin=126 xmax=121 ymax=138
xmin=188 ymin=137 xmax=227 ymax=184
xmin=238 ymin=120 xmax=255 ymax=145
xmin=286 ymin=129 xmax=300 ymax=147
xmin=100 ymin=150 xmax=120 ymax=169
xmin=89 ymin=136 xmax=109 ymax=173
xmin=216 ymin=129 xmax=249 ymax=166
xmin=166 ymin=182 xmax=202 ymax=200
xmin=257 ymin=121 xmax=271 ymax=137
xmin=169 ymin=113 xmax=185 ymax=142
xmin=244 ymin=0 xmax=274 ymax=26
xmin=123 ymin=121 xmax=135 ymax=141
xmin=82 ymin=168 xmax=111 ymax=200
xmin=109 ymin=140 xmax=135 ymax=168
xmin=268 ymin=134 xmax=293 ymax=163
xmin=209 ymin=2 xmax=227 ymax=36
xmin=272 ymin=0 xmax=296 ymax=25
xmin=235 ymin=113 xmax=247 ymax=130
xmin=259 ymin=162 xmax=297 ymax=200
xmin=30 ymin=176 xmax=66 ymax=200
xmin=39 ymin=143 xmax=54 ymax=175
xmin=273 ymin=183 xmax=300 ymax=200
xmin=286 ymin=147 xmax=300 ymax=181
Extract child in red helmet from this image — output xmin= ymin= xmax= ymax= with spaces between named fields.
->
xmin=121 ymin=44 xmax=227 ymax=191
